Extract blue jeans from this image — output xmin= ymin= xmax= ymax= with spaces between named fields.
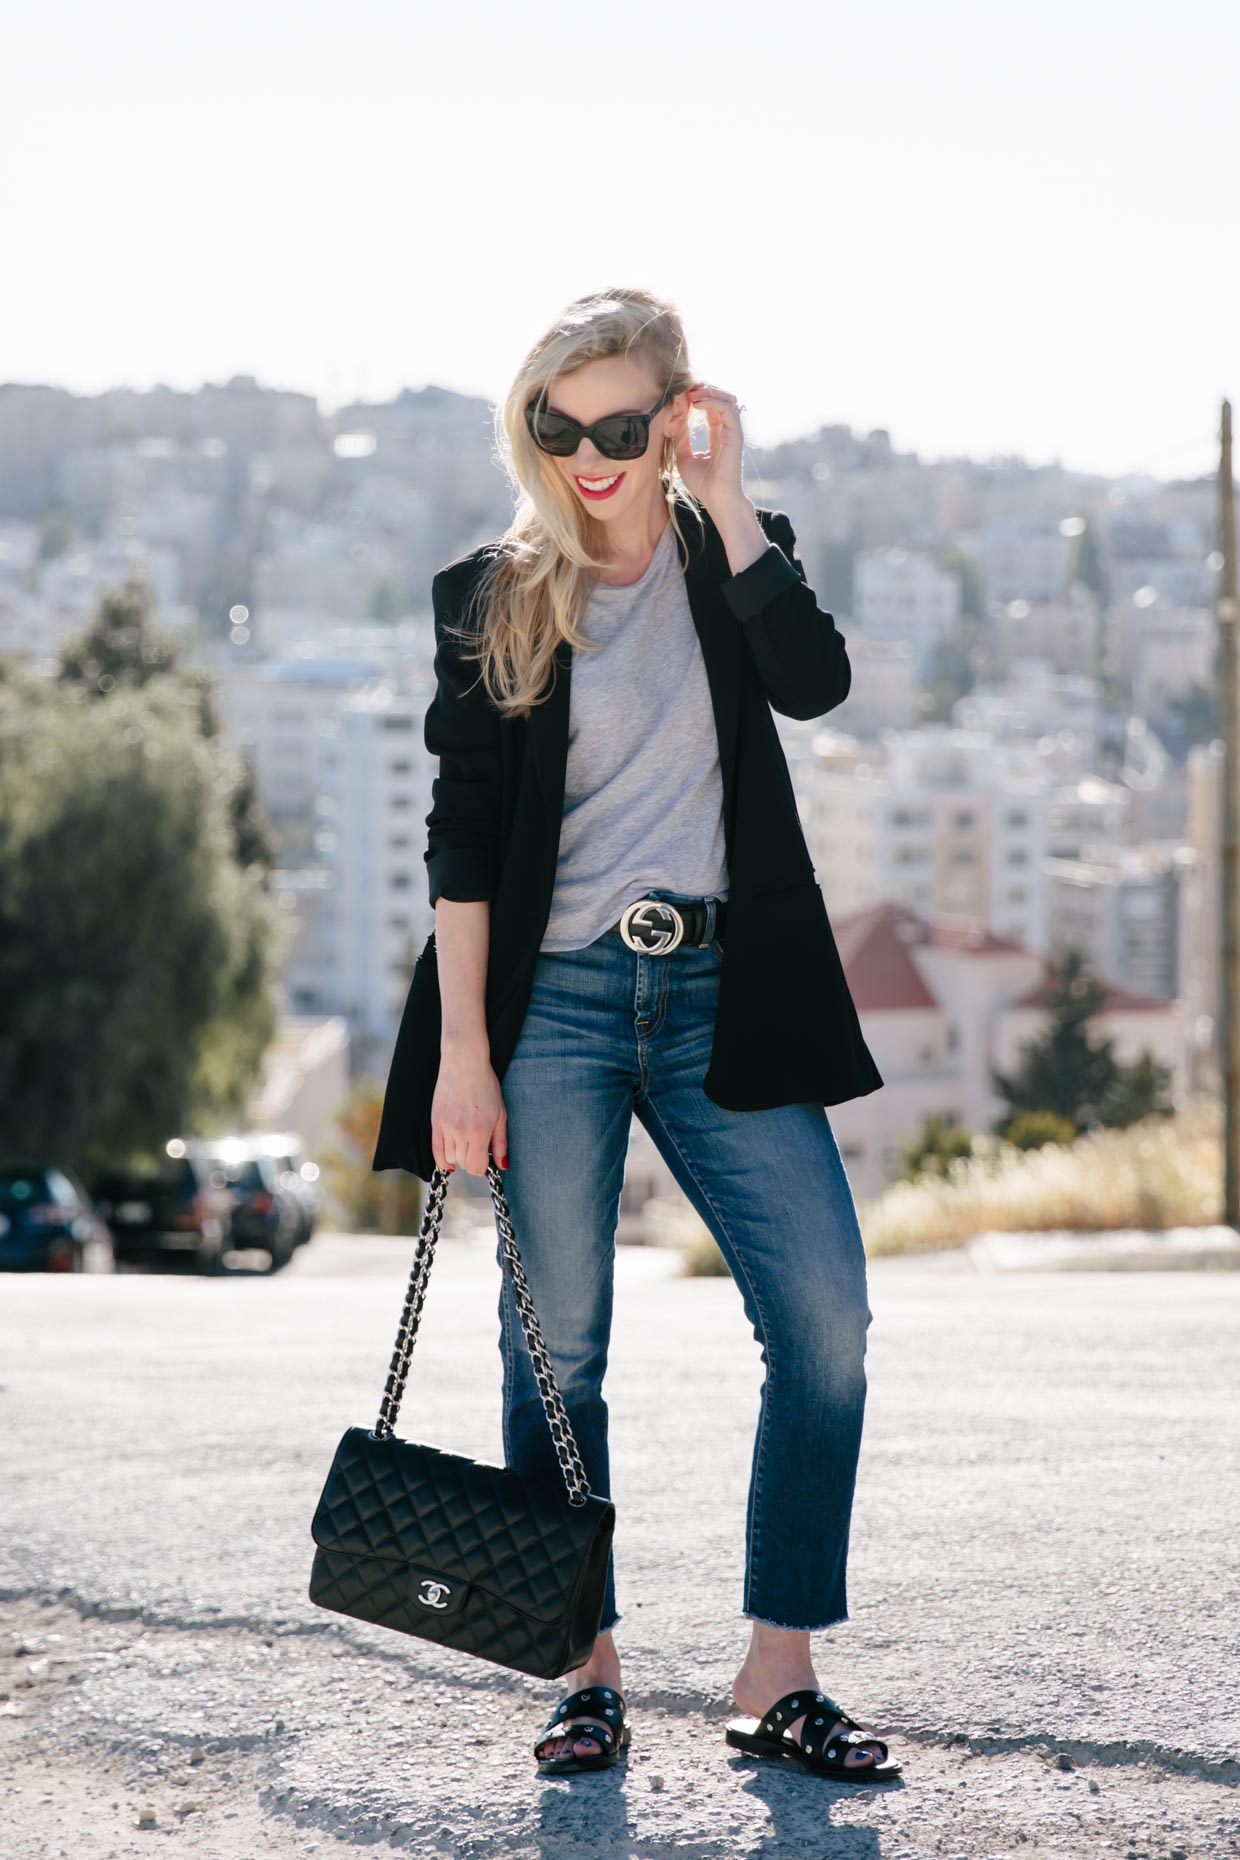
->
xmin=495 ymin=888 xmax=872 ymax=1637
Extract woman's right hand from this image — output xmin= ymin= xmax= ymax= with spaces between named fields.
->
xmin=431 ymin=1039 xmax=508 ymax=1177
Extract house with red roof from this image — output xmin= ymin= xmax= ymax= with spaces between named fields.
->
xmin=827 ymin=901 xmax=1183 ymax=1200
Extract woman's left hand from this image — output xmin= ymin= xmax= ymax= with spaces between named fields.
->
xmin=674 ymin=382 xmax=748 ymax=514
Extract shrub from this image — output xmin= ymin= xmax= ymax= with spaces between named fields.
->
xmin=860 ymin=1098 xmax=1220 ymax=1257
xmin=999 ymin=1109 xmax=1078 ymax=1151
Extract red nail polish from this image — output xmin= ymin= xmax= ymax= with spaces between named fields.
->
xmin=501 ymin=1154 xmax=508 ymax=1169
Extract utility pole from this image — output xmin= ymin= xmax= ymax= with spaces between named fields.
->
xmin=1219 ymin=399 xmax=1239 ymax=1226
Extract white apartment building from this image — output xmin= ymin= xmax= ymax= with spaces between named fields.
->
xmin=269 ymin=867 xmax=337 ymax=1016
xmin=954 ymin=658 xmax=1103 ymax=763
xmin=254 ymin=511 xmax=403 ymax=625
xmin=39 ymin=533 xmax=183 ymax=616
xmin=1044 ymin=843 xmax=1189 ymax=1002
xmin=317 ymin=681 xmax=436 ymax=1067
xmin=1120 ymin=721 xmax=1189 ymax=845
xmin=1103 ymin=515 xmax=1214 ymax=607
xmin=990 ymin=585 xmax=1102 ymax=679
xmin=801 ymin=726 xmax=1049 ymax=953
xmin=853 ymin=546 xmax=961 ymax=672
xmin=827 ymin=901 xmax=1181 ymax=1200
xmin=1107 ymin=593 xmax=1214 ymax=717
xmin=1046 ymin=775 xmax=1131 ymax=858
xmin=981 ymin=517 xmax=1076 ymax=603
xmin=819 ymin=636 xmax=920 ymax=737
xmin=215 ymin=655 xmax=391 ymax=820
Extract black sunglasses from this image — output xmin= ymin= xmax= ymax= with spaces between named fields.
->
xmin=524 ymin=384 xmax=673 ymax=460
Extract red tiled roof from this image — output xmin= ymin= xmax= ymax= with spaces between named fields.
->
xmin=832 ymin=900 xmax=1030 ymax=1012
xmin=1009 ymin=973 xmax=1171 ymax=1013
xmin=833 ymin=903 xmax=939 ymax=1011
xmin=930 ymin=922 xmax=1028 ymax=955
xmin=830 ymin=900 xmax=1169 ymax=1017
xmin=834 ymin=899 xmax=1026 ymax=961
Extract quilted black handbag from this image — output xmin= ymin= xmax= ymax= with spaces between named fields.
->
xmin=308 ymin=1158 xmax=615 ymax=1679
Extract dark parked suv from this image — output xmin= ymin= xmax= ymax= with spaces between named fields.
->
xmin=91 ymin=1148 xmax=233 ymax=1272
xmin=209 ymin=1149 xmax=301 ymax=1271
xmin=259 ymin=1134 xmax=324 ymax=1248
xmin=0 ymin=1163 xmax=115 ymax=1273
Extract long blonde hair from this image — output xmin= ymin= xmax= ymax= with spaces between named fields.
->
xmin=447 ymin=286 xmax=705 ymax=721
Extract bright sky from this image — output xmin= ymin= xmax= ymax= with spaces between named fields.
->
xmin=5 ymin=0 xmax=1236 ymax=481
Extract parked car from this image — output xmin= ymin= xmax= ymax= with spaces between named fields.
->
xmin=188 ymin=1142 xmax=301 ymax=1271
xmin=0 ymin=1163 xmax=116 ymax=1273
xmin=91 ymin=1148 xmax=232 ymax=1272
xmin=253 ymin=1133 xmax=324 ymax=1248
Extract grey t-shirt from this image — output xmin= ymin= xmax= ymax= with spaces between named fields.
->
xmin=539 ymin=521 xmax=730 ymax=952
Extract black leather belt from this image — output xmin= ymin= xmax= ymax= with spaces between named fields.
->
xmin=605 ymin=895 xmax=728 ymax=953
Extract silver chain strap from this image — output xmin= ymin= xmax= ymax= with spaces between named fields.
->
xmin=372 ymin=1160 xmax=594 ymax=1508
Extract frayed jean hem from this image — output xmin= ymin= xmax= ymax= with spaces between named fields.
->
xmin=739 ymin=1607 xmax=849 ymax=1632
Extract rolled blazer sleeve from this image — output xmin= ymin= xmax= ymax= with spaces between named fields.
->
xmin=721 ymin=510 xmax=852 ymax=721
xmin=423 ymin=569 xmax=502 ymax=909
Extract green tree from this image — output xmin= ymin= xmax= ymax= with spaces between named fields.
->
xmin=1096 ymin=1048 xmax=1175 ymax=1129
xmin=1068 ymin=516 xmax=1108 ymax=601
xmin=938 ymin=545 xmax=982 ymax=619
xmin=899 ymin=1111 xmax=974 ymax=1182
xmin=0 ymin=668 xmax=286 ymax=1175
xmin=368 ymin=572 xmax=405 ymax=624
xmin=990 ymin=948 xmax=1120 ymax=1132
xmin=57 ymin=572 xmax=275 ymax=874
xmin=38 ymin=510 xmax=76 ymax=563
xmin=322 ymin=1077 xmax=426 ymax=1235
xmin=58 ymin=571 xmax=182 ymax=691
xmin=990 ymin=947 xmax=1174 ymax=1135
xmin=919 ymin=636 xmax=975 ymax=722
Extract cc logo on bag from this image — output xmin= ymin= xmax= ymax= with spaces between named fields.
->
xmin=415 ymin=1578 xmax=451 ymax=1610
xmin=620 ymin=900 xmax=684 ymax=952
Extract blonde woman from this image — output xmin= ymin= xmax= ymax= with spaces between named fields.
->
xmin=372 ymin=287 xmax=899 ymax=1783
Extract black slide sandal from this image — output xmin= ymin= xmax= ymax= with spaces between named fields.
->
xmin=534 ymin=1684 xmax=631 ymax=1775
xmin=726 ymin=1688 xmax=902 ymax=1782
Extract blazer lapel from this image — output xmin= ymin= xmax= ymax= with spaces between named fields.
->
xmin=527 ymin=625 xmax=573 ymax=828
xmin=675 ymin=497 xmax=743 ymax=845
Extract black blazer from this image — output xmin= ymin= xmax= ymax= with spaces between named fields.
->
xmin=372 ymin=494 xmax=884 ymax=1183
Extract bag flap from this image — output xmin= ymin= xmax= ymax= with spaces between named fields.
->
xmin=310 ymin=1425 xmax=613 ymax=1625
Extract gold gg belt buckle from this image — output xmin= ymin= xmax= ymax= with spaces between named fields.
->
xmin=618 ymin=899 xmax=687 ymax=953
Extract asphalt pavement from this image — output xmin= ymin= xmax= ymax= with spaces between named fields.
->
xmin=0 ymin=1229 xmax=1236 ymax=1859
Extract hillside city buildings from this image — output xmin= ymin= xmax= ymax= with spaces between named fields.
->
xmin=0 ymin=375 xmax=1225 ymax=1200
